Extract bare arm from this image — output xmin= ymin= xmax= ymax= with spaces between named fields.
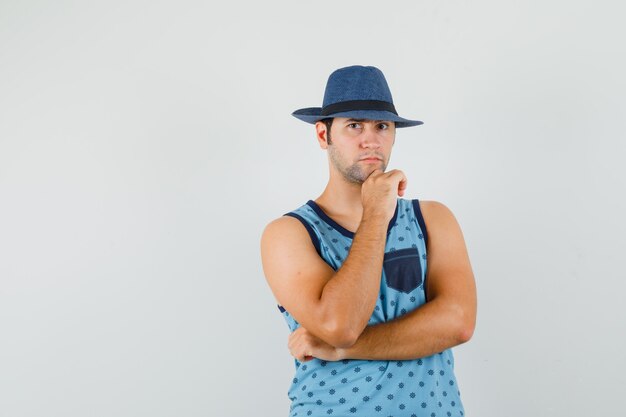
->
xmin=288 ymin=200 xmax=477 ymax=361
xmin=261 ymin=169 xmax=408 ymax=348
xmin=261 ymin=213 xmax=387 ymax=348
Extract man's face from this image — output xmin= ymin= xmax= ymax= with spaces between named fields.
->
xmin=320 ymin=117 xmax=396 ymax=184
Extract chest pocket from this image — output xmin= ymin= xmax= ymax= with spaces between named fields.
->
xmin=383 ymin=247 xmax=422 ymax=294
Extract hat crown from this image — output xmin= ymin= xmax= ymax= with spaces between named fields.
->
xmin=322 ymin=65 xmax=393 ymax=108
xmin=291 ymin=65 xmax=423 ymax=128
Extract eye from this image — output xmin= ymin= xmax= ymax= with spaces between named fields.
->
xmin=348 ymin=122 xmax=362 ymax=129
xmin=378 ymin=123 xmax=389 ymax=130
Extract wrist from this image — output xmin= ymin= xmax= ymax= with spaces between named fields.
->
xmin=335 ymin=342 xmax=356 ymax=361
xmin=356 ymin=217 xmax=388 ymax=240
xmin=335 ymin=346 xmax=348 ymax=361
xmin=359 ymin=212 xmax=388 ymax=228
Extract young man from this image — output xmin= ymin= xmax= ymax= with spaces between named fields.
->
xmin=260 ymin=65 xmax=477 ymax=417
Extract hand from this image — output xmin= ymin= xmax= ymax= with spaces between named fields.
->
xmin=288 ymin=326 xmax=344 ymax=362
xmin=361 ymin=168 xmax=407 ymax=222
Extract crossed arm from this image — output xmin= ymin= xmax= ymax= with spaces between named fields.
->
xmin=288 ymin=201 xmax=477 ymax=362
xmin=289 ymin=289 xmax=472 ymax=361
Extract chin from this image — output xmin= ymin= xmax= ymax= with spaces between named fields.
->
xmin=369 ymin=164 xmax=385 ymax=172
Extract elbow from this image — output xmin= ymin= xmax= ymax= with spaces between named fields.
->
xmin=452 ymin=304 xmax=475 ymax=344
xmin=456 ymin=314 xmax=475 ymax=344
xmin=457 ymin=323 xmax=474 ymax=344
xmin=323 ymin=321 xmax=359 ymax=349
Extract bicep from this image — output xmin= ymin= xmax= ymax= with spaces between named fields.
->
xmin=260 ymin=216 xmax=336 ymax=338
xmin=421 ymin=201 xmax=477 ymax=331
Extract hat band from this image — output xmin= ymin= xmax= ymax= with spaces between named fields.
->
xmin=320 ymin=100 xmax=398 ymax=116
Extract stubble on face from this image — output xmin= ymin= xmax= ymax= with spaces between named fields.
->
xmin=328 ymin=145 xmax=388 ymax=184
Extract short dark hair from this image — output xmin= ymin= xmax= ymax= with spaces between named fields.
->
xmin=321 ymin=118 xmax=333 ymax=144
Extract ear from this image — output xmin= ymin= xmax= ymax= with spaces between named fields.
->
xmin=315 ymin=121 xmax=329 ymax=149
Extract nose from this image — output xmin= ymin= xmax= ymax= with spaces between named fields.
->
xmin=360 ymin=125 xmax=382 ymax=149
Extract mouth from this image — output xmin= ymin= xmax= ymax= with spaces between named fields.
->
xmin=359 ymin=156 xmax=383 ymax=163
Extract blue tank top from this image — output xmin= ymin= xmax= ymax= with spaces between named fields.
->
xmin=278 ymin=198 xmax=465 ymax=417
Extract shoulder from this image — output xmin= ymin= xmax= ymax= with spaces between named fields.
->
xmin=261 ymin=215 xmax=309 ymax=245
xmin=261 ymin=211 xmax=322 ymax=257
xmin=260 ymin=214 xmax=334 ymax=310
xmin=413 ymin=200 xmax=463 ymax=240
xmin=417 ymin=200 xmax=456 ymax=222
xmin=414 ymin=199 xmax=469 ymax=267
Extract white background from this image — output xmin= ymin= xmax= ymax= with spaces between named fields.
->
xmin=1 ymin=1 xmax=625 ymax=416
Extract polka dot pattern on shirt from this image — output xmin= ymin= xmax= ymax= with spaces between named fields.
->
xmin=281 ymin=199 xmax=465 ymax=417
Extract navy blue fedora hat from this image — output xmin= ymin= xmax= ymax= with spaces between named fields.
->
xmin=292 ymin=65 xmax=423 ymax=128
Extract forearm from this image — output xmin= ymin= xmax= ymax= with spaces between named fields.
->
xmin=338 ymin=297 xmax=469 ymax=360
xmin=319 ymin=216 xmax=388 ymax=343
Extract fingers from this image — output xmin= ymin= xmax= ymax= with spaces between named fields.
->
xmin=378 ymin=169 xmax=407 ymax=196
xmin=288 ymin=329 xmax=305 ymax=361
xmin=288 ymin=328 xmax=315 ymax=362
xmin=386 ymin=169 xmax=407 ymax=182
xmin=366 ymin=168 xmax=384 ymax=180
xmin=290 ymin=346 xmax=313 ymax=362
xmin=398 ymin=177 xmax=407 ymax=197
xmin=389 ymin=170 xmax=407 ymax=196
xmin=361 ymin=168 xmax=408 ymax=221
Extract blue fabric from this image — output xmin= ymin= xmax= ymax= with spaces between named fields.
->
xmin=321 ymin=66 xmax=394 ymax=106
xmin=279 ymin=198 xmax=465 ymax=417
xmin=291 ymin=65 xmax=424 ymax=128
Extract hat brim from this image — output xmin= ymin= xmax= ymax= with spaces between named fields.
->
xmin=292 ymin=107 xmax=423 ymax=128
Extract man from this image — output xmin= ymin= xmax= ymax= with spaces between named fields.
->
xmin=260 ymin=65 xmax=477 ymax=417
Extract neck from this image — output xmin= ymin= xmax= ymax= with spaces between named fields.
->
xmin=315 ymin=173 xmax=365 ymax=220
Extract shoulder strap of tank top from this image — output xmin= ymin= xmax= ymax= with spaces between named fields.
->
xmin=282 ymin=212 xmax=322 ymax=257
xmin=411 ymin=199 xmax=429 ymax=249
